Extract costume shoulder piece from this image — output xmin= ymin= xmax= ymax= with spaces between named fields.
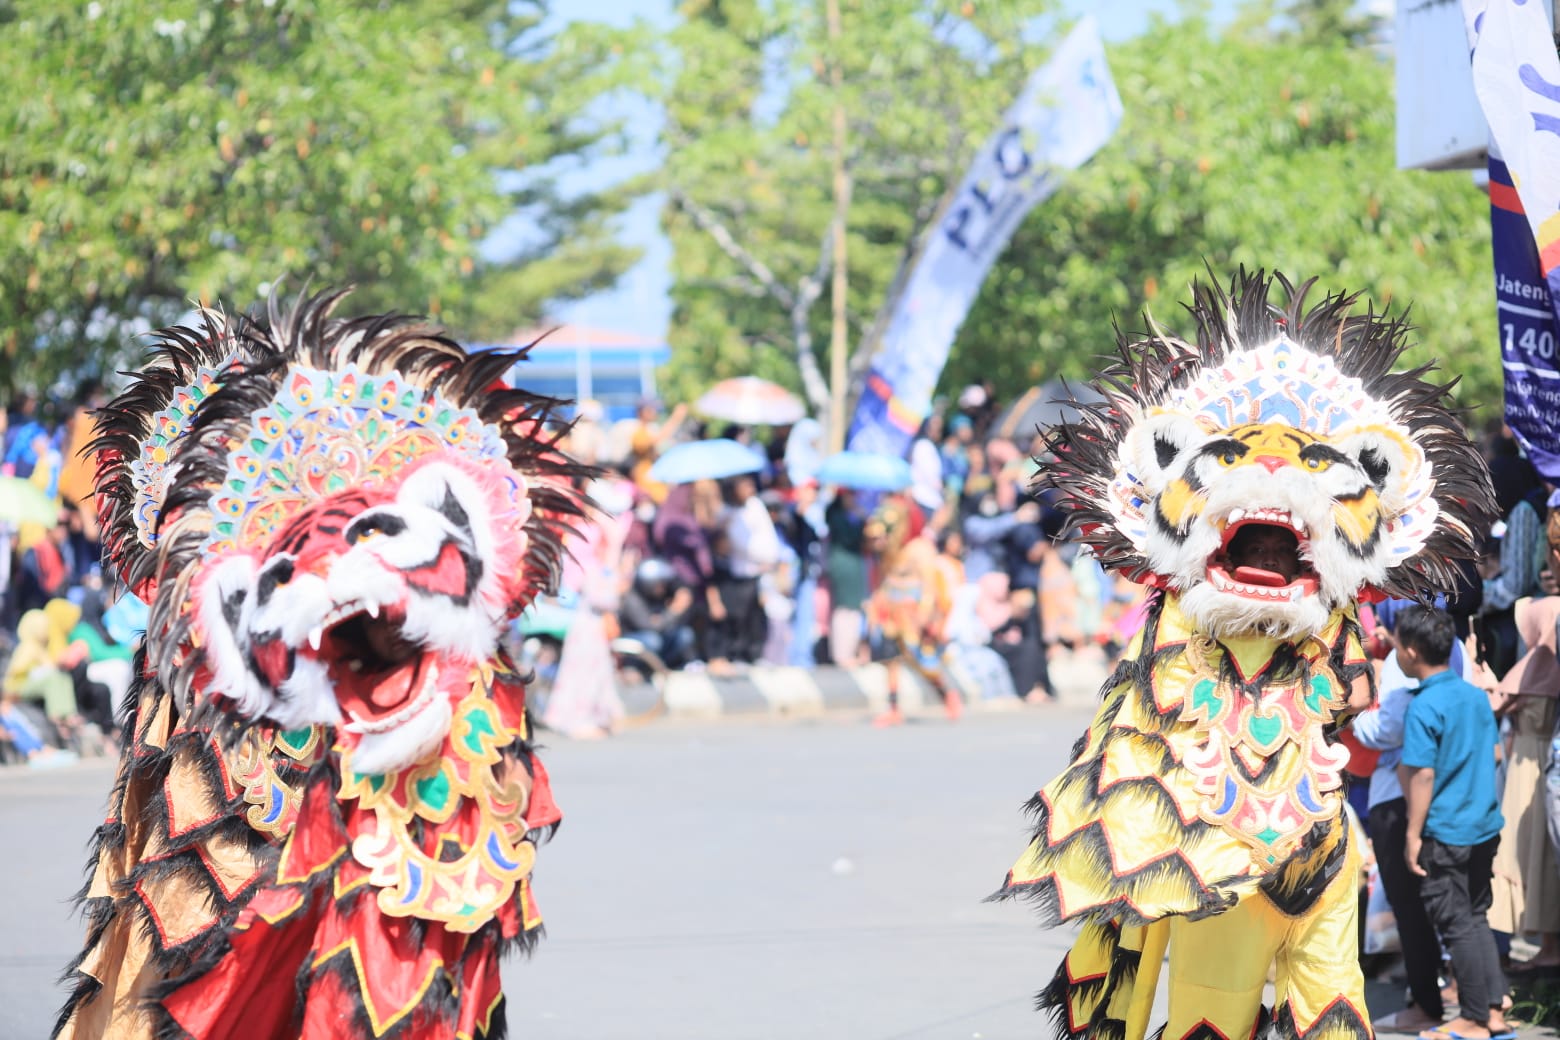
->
xmin=58 ymin=290 xmax=592 ymax=1040
xmin=993 ymin=269 xmax=1495 ymax=928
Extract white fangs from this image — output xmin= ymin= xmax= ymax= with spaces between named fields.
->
xmin=1224 ymin=507 xmax=1308 ymax=538
xmin=341 ymin=665 xmax=439 ymax=735
xmin=300 ymin=599 xmax=387 ymax=654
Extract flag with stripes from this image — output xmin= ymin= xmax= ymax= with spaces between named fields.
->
xmin=1466 ymin=0 xmax=1560 ymax=476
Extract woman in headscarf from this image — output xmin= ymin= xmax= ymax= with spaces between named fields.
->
xmin=654 ymin=482 xmax=720 ymax=665
xmin=3 ymin=605 xmax=83 ymax=740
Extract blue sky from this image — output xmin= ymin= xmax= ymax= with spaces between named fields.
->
xmin=540 ymin=0 xmax=1244 ymax=338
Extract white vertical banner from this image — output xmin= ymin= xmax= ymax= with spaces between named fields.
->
xmin=1463 ymin=0 xmax=1560 ymax=477
xmin=846 ymin=16 xmax=1123 ymax=458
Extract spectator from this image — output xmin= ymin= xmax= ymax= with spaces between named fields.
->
xmin=620 ymin=558 xmax=696 ymax=669
xmin=825 ymin=487 xmax=869 ymax=666
xmin=758 ymin=493 xmax=800 ymax=665
xmin=940 ymin=555 xmax=1017 ymax=704
xmin=1004 ymin=514 xmax=1060 ymax=700
xmin=624 ymin=485 xmax=658 ymax=564
xmin=3 ymin=393 xmax=45 ymax=478
xmin=1475 ymin=480 xmax=1547 ymax=678
xmin=908 ymin=418 xmax=945 ymax=524
xmin=706 ymin=474 xmax=777 ymax=672
xmin=1486 ymin=591 xmax=1560 ymax=973
xmin=653 ymin=483 xmax=718 ymax=665
xmin=3 ymin=607 xmax=84 ymax=745
xmin=544 ymin=485 xmax=633 ymax=740
xmin=11 ymin=518 xmax=74 ymax=618
xmin=935 ymin=527 xmax=967 ymax=595
xmin=985 ymin=437 xmax=1029 ymax=510
xmin=771 ymin=483 xmax=825 ymax=667
xmin=0 ymin=691 xmax=73 ymax=765
xmin=1350 ymin=604 xmax=1452 ymax=1032
xmin=959 ymin=443 xmax=990 ymax=513
xmin=1399 ymin=605 xmax=1512 ymax=1038
xmin=765 ymin=423 xmax=792 ymax=476
xmin=783 ymin=418 xmax=825 ymax=488
xmin=962 ymin=496 xmax=1039 ymax=583
xmin=72 ymin=586 xmax=136 ymax=725
xmin=974 ymin=572 xmax=1049 ymax=702
xmin=1484 ymin=424 xmax=1538 ymax=532
xmin=940 ymin=415 xmax=974 ymax=498
xmin=628 ymin=398 xmax=687 ymax=505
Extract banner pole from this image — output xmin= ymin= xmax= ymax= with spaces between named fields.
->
xmin=826 ymin=0 xmax=851 ymax=454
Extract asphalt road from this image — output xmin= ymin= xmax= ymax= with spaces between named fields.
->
xmin=0 ymin=707 xmax=1533 ymax=1039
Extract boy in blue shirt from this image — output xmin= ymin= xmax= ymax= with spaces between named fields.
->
xmin=1397 ymin=605 xmax=1511 ymax=1039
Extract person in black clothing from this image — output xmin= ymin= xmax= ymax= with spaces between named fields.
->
xmin=1003 ymin=519 xmax=1057 ymax=701
xmin=619 ymin=558 xmax=697 ymax=669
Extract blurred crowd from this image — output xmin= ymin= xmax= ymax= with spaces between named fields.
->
xmin=528 ymin=385 xmax=1150 ymax=738
xmin=0 ymin=387 xmax=142 ymax=766
xmin=1340 ymin=421 xmax=1560 ymax=1030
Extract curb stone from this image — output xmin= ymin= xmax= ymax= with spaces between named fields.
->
xmin=659 ymin=655 xmax=1108 ymax=719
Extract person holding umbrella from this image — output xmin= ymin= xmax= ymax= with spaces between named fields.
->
xmin=628 ymin=398 xmax=687 ymax=505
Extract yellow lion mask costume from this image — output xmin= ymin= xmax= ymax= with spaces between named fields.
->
xmin=991 ymin=270 xmax=1494 ymax=1040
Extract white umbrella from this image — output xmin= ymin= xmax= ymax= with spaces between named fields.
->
xmin=695 ymin=377 xmax=806 ymax=425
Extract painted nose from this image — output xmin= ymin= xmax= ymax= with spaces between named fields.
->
xmin=1253 ymin=455 xmax=1289 ymax=473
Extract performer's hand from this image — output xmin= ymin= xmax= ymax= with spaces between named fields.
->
xmin=1404 ymin=834 xmax=1426 ymax=877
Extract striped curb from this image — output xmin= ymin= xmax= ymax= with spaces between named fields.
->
xmin=659 ymin=655 xmax=1109 ymax=719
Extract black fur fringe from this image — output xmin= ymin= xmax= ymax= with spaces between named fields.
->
xmin=1034 ymin=267 xmax=1497 ymax=605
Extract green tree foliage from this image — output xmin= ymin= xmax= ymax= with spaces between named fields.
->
xmin=0 ymin=0 xmax=643 ymax=399
xmin=951 ymin=2 xmax=1501 ymax=416
xmin=657 ymin=0 xmax=1057 ymax=410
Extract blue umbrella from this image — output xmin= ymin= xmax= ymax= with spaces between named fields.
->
xmin=816 ymin=450 xmax=912 ymax=491
xmin=648 ymin=438 xmax=766 ymax=485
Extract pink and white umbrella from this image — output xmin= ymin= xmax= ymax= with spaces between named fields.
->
xmin=695 ymin=377 xmax=807 ymax=425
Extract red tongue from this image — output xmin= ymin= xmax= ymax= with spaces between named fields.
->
xmin=368 ymin=660 xmax=421 ymax=710
xmin=1233 ymin=566 xmax=1288 ymax=588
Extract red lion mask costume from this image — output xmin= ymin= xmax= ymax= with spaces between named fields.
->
xmin=57 ymin=292 xmax=592 ymax=1040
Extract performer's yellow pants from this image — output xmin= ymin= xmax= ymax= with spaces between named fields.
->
xmin=1162 ymin=840 xmax=1369 ymax=1040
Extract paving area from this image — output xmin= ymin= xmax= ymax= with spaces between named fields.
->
xmin=2 ymin=706 xmax=1556 ymax=1038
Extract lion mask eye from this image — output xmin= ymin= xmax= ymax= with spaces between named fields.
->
xmin=346 ymin=512 xmax=407 ymax=545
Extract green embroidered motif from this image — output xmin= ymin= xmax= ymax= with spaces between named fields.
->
xmin=1247 ymin=711 xmax=1282 ymax=750
xmin=1192 ymin=678 xmax=1223 ymax=715
xmin=1304 ymin=674 xmax=1331 ymax=714
xmin=414 ymin=771 xmax=452 ymax=813
xmin=461 ymin=706 xmax=499 ymax=758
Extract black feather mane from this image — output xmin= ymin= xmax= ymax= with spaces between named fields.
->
xmin=1038 ymin=267 xmax=1497 ymax=603
xmin=86 ymin=306 xmax=267 ymax=595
